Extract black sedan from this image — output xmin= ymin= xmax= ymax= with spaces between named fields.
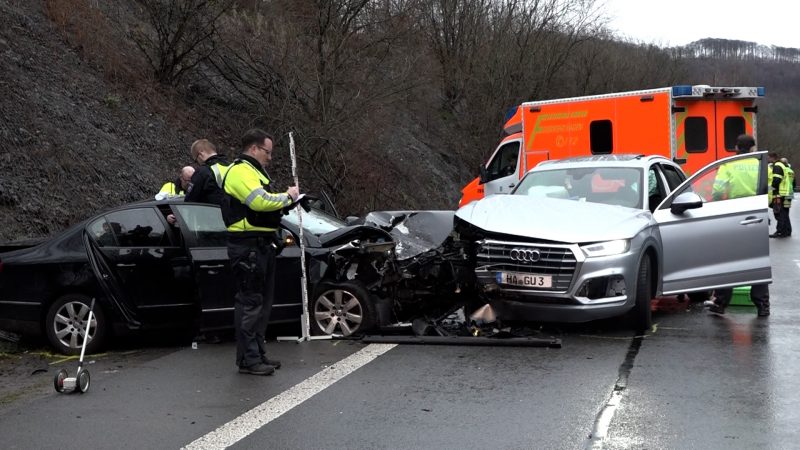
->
xmin=0 ymin=199 xmax=470 ymax=354
xmin=0 ymin=199 xmax=409 ymax=354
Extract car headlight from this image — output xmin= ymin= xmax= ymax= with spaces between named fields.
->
xmin=580 ymin=239 xmax=630 ymax=258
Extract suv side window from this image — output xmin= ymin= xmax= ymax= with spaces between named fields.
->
xmin=676 ymin=156 xmax=760 ymax=203
xmin=101 ymin=208 xmax=171 ymax=247
xmin=647 ymin=166 xmax=668 ymax=212
xmin=660 ymin=164 xmax=686 ymax=191
xmin=485 ymin=141 xmax=520 ymax=182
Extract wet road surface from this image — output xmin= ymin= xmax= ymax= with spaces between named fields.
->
xmin=1 ymin=208 xmax=799 ymax=449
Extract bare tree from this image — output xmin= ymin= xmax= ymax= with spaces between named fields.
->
xmin=129 ymin=0 xmax=233 ymax=85
xmin=420 ymin=0 xmax=606 ymax=168
xmin=211 ymin=0 xmax=424 ymax=205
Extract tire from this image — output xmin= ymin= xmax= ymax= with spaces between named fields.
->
xmin=54 ymin=369 xmax=68 ymax=393
xmin=309 ymin=281 xmax=376 ymax=337
xmin=627 ymin=254 xmax=653 ymax=331
xmin=77 ymin=369 xmax=91 ymax=393
xmin=45 ymin=294 xmax=108 ymax=355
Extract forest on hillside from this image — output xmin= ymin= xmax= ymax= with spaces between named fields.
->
xmin=1 ymin=0 xmax=799 ymax=239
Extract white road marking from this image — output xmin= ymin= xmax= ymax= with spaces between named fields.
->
xmin=793 ymin=259 xmax=800 ymax=270
xmin=183 ymin=343 xmax=397 ymax=450
xmin=588 ymin=389 xmax=623 ymax=449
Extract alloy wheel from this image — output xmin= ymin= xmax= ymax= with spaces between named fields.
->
xmin=313 ymin=288 xmax=364 ymax=336
xmin=52 ymin=301 xmax=96 ymax=350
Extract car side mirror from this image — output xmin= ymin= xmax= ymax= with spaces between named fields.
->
xmin=479 ymin=164 xmax=488 ymax=184
xmin=670 ymin=192 xmax=703 ymax=215
xmin=345 ymin=216 xmax=361 ymax=225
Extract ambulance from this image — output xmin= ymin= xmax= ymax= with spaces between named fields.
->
xmin=459 ymin=85 xmax=766 ymax=207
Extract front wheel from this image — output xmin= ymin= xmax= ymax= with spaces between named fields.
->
xmin=45 ymin=294 xmax=108 ymax=355
xmin=309 ymin=281 xmax=376 ymax=337
xmin=77 ymin=369 xmax=91 ymax=393
xmin=627 ymin=255 xmax=653 ymax=331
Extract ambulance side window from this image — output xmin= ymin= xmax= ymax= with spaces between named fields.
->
xmin=684 ymin=117 xmax=708 ymax=153
xmin=590 ymin=120 xmax=613 ymax=154
xmin=723 ymin=117 xmax=746 ymax=152
xmin=486 ymin=141 xmax=520 ymax=181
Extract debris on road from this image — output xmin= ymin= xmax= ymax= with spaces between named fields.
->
xmin=359 ymin=304 xmax=562 ymax=348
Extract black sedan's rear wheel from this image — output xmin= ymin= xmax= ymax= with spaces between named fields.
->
xmin=45 ymin=294 xmax=107 ymax=355
xmin=310 ymin=281 xmax=375 ymax=337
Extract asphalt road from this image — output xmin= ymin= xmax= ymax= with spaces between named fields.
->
xmin=1 ymin=208 xmax=799 ymax=449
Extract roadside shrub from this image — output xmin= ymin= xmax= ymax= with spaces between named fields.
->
xmin=43 ymin=0 xmax=144 ymax=84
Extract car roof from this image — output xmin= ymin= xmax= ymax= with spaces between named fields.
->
xmin=533 ymin=154 xmax=673 ymax=171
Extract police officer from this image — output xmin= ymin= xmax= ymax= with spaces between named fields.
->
xmin=768 ymin=152 xmax=791 ymax=238
xmin=222 ymin=129 xmax=299 ymax=376
xmin=778 ymin=156 xmax=794 ymax=237
xmin=706 ymin=134 xmax=770 ymax=316
xmin=157 ymin=166 xmax=194 ymax=199
xmin=185 ymin=139 xmax=229 ymax=205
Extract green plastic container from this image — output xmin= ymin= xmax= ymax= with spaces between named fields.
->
xmin=730 ymin=286 xmax=755 ymax=307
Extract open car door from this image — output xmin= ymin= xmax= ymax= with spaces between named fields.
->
xmin=654 ymin=151 xmax=771 ymax=294
xmin=83 ymin=231 xmax=141 ymax=328
xmin=172 ymin=204 xmax=236 ymax=330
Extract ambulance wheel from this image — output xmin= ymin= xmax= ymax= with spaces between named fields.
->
xmin=54 ymin=369 xmax=69 ymax=393
xmin=310 ymin=281 xmax=376 ymax=337
xmin=77 ymin=369 xmax=91 ymax=393
xmin=627 ymin=254 xmax=653 ymax=332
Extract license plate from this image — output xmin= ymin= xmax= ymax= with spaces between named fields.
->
xmin=496 ymin=271 xmax=552 ymax=288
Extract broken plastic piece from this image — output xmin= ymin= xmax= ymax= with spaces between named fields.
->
xmin=469 ymin=303 xmax=497 ymax=324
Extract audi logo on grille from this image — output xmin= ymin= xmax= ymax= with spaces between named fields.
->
xmin=509 ymin=248 xmax=541 ymax=263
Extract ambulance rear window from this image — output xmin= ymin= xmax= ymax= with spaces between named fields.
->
xmin=684 ymin=117 xmax=708 ymax=153
xmin=724 ymin=117 xmax=746 ymax=151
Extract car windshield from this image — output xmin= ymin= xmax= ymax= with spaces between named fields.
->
xmin=282 ymin=207 xmax=345 ymax=235
xmin=513 ymin=166 xmax=643 ymax=209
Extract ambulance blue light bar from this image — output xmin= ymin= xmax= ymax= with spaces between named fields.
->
xmin=672 ymin=85 xmax=765 ymax=99
xmin=671 ymin=85 xmax=693 ymax=97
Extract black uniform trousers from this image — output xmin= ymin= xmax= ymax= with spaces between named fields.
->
xmin=714 ymin=284 xmax=770 ymax=314
xmin=227 ymin=233 xmax=276 ymax=368
xmin=776 ymin=200 xmax=792 ymax=236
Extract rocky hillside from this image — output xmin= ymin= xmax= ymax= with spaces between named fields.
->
xmin=0 ymin=1 xmax=467 ymax=241
xmin=2 ymin=0 xmax=797 ymax=242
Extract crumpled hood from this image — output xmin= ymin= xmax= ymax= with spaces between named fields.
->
xmin=363 ymin=210 xmax=455 ymax=260
xmin=456 ymin=195 xmax=652 ymax=243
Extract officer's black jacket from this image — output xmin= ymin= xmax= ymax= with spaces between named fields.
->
xmin=185 ymin=155 xmax=229 ymax=206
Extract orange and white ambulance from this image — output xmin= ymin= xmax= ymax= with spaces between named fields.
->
xmin=459 ymin=85 xmax=765 ymax=207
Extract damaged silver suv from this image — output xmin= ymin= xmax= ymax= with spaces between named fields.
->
xmin=454 ymin=153 xmax=772 ymax=329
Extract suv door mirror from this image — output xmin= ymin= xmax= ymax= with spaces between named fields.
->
xmin=479 ymin=164 xmax=488 ymax=184
xmin=670 ymin=192 xmax=703 ymax=215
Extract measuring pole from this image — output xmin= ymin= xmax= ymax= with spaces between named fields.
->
xmin=289 ymin=132 xmax=311 ymax=341
xmin=277 ymin=133 xmax=331 ymax=343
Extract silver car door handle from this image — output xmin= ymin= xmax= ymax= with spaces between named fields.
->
xmin=739 ymin=216 xmax=763 ymax=225
xmin=116 ymin=263 xmax=136 ymax=268
xmin=199 ymin=264 xmax=225 ymax=269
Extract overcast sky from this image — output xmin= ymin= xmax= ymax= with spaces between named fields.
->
xmin=603 ymin=0 xmax=800 ymax=48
